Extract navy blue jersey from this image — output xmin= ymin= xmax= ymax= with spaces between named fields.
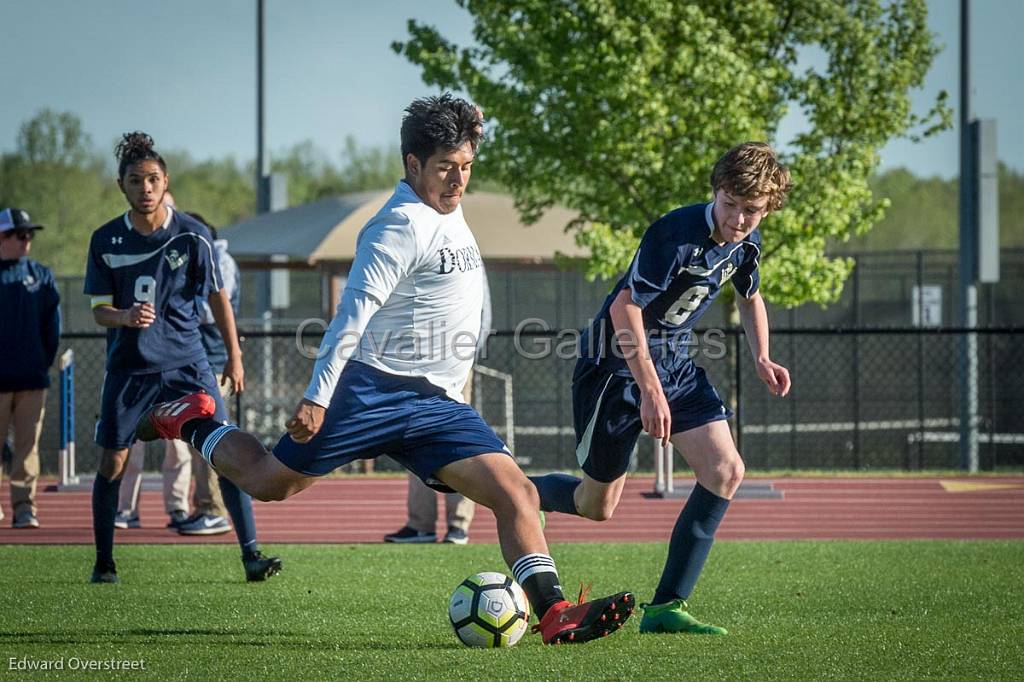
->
xmin=0 ymin=257 xmax=61 ymax=391
xmin=84 ymin=209 xmax=222 ymax=374
xmin=579 ymin=202 xmax=761 ymax=377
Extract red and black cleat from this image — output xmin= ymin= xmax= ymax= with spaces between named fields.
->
xmin=135 ymin=393 xmax=216 ymax=442
xmin=533 ymin=585 xmax=635 ymax=645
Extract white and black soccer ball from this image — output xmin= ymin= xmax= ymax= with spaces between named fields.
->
xmin=448 ymin=571 xmax=531 ymax=648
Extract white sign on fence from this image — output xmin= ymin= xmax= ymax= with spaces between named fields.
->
xmin=912 ymin=285 xmax=943 ymax=327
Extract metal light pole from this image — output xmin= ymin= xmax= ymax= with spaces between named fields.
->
xmin=957 ymin=0 xmax=979 ymax=472
xmin=256 ymin=0 xmax=270 ymax=214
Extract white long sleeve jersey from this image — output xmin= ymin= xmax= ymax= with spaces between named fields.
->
xmin=304 ymin=181 xmax=486 ymax=406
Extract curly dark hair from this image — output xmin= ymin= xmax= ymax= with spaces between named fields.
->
xmin=115 ymin=131 xmax=166 ymax=180
xmin=400 ymin=93 xmax=484 ymax=171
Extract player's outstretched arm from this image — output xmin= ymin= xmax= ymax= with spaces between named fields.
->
xmin=208 ymin=287 xmax=244 ymax=394
xmin=736 ymin=292 xmax=790 ymax=397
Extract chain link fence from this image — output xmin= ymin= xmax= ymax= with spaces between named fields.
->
xmin=51 ymin=248 xmax=1024 ymax=335
xmin=34 ymin=247 xmax=1024 ymax=475
xmin=38 ymin=326 xmax=1023 ymax=477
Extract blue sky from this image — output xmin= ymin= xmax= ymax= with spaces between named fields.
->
xmin=0 ymin=0 xmax=1018 ymax=179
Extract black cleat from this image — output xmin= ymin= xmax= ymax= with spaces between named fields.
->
xmin=243 ymin=551 xmax=282 ymax=582
xmin=90 ymin=561 xmax=119 ymax=584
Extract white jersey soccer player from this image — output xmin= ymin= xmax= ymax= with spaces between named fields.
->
xmin=137 ymin=94 xmax=634 ymax=645
xmin=304 ymin=180 xmax=485 ymax=407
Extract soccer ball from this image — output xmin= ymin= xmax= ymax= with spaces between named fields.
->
xmin=448 ymin=572 xmax=531 ymax=648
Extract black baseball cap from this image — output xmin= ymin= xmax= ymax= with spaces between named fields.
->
xmin=0 ymin=208 xmax=45 ymax=233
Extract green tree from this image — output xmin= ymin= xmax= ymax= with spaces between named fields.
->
xmin=998 ymin=164 xmax=1024 ymax=248
xmin=0 ymin=109 xmax=123 ymax=274
xmin=270 ymin=137 xmax=405 ymax=206
xmin=394 ymin=0 xmax=951 ymax=306
xmin=165 ymin=151 xmax=256 ymax=229
xmin=844 ymin=164 xmax=1023 ymax=251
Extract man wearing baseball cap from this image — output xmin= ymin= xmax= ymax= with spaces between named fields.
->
xmin=0 ymin=208 xmax=61 ymax=529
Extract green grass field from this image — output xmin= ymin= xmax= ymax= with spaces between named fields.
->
xmin=2 ymin=541 xmax=1022 ymax=680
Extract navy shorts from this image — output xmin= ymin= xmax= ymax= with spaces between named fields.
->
xmin=96 ymin=360 xmax=228 ymax=449
xmin=571 ymin=359 xmax=732 ymax=483
xmin=272 ymin=361 xmax=510 ymax=491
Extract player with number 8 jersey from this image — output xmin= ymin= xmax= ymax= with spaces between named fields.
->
xmin=529 ymin=142 xmax=794 ymax=635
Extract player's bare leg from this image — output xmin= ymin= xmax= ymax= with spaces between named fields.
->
xmin=670 ymin=420 xmax=745 ymax=500
xmin=434 ymin=453 xmax=546 ymax=566
xmin=436 ymin=453 xmax=635 ymax=644
xmin=571 ymin=472 xmax=628 ymax=521
xmin=97 ymin=447 xmax=131 ymax=480
xmin=199 ymin=430 xmax=316 ymax=502
xmin=135 ymin=394 xmax=315 ymax=502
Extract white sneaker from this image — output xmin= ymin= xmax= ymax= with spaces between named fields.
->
xmin=114 ymin=511 xmax=141 ymax=529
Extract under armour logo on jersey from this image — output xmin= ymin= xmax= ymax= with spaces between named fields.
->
xmin=111 ymin=236 xmax=123 ymax=245
xmin=693 ymin=247 xmax=703 ymax=258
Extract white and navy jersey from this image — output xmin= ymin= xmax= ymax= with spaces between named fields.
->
xmin=84 ymin=208 xmax=222 ymax=374
xmin=341 ymin=181 xmax=485 ymax=401
xmin=579 ymin=202 xmax=761 ymax=377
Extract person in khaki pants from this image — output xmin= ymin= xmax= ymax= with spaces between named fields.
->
xmin=115 ymin=437 xmax=225 ymax=531
xmin=385 ymin=273 xmax=490 ymax=545
xmin=0 ymin=208 xmax=61 ymax=529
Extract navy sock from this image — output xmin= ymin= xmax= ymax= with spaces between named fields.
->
xmin=181 ymin=418 xmax=225 ymax=457
xmin=528 ymin=474 xmax=582 ymax=515
xmin=92 ymin=473 xmax=121 ymax=568
xmin=218 ymin=475 xmax=259 ymax=556
xmin=512 ymin=553 xmax=565 ymax=619
xmin=652 ymin=483 xmax=730 ymax=605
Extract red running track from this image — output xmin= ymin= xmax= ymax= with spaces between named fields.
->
xmin=1 ymin=477 xmax=1022 ymax=545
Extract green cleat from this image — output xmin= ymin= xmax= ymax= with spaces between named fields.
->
xmin=638 ymin=599 xmax=728 ymax=635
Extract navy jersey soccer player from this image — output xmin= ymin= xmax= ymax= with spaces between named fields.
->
xmin=530 ymin=142 xmax=793 ymax=635
xmin=85 ymin=206 xmax=223 ymax=377
xmin=84 ymin=132 xmax=280 ymax=584
xmin=577 ymin=200 xmax=762 ymax=446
